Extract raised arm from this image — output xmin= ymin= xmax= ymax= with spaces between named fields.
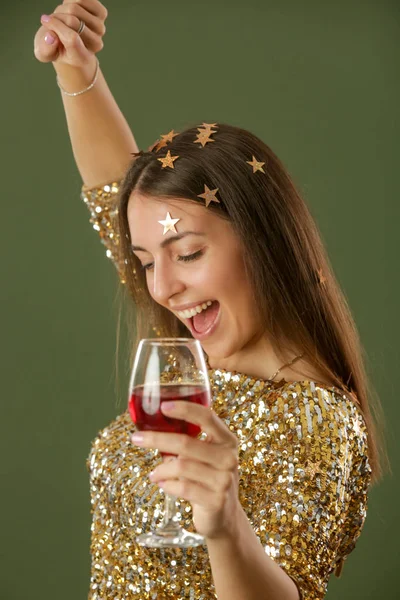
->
xmin=34 ymin=0 xmax=138 ymax=188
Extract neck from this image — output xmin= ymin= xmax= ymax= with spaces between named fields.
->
xmin=206 ymin=335 xmax=303 ymax=382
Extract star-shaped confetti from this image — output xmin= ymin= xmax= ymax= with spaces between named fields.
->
xmin=131 ymin=149 xmax=145 ymax=158
xmin=306 ymin=460 xmax=322 ymax=479
xmin=193 ymin=123 xmax=219 ymax=148
xmin=160 ymin=129 xmax=179 ymax=143
xmin=318 ymin=268 xmax=327 ymax=285
xmin=199 ymin=122 xmax=218 ymax=132
xmin=158 ymin=212 xmax=180 ymax=235
xmin=157 ymin=150 xmax=180 ymax=169
xmin=246 ymin=155 xmax=266 ymax=174
xmin=194 ymin=130 xmax=216 ymax=148
xmin=197 ymin=184 xmax=220 ymax=207
xmin=154 ymin=138 xmax=169 ymax=152
xmin=147 ymin=139 xmax=161 ymax=152
xmin=150 ymin=130 xmax=180 ymax=153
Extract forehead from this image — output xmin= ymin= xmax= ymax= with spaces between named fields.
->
xmin=127 ymin=191 xmax=221 ymax=244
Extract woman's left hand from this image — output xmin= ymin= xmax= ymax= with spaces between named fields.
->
xmin=130 ymin=401 xmax=241 ymax=540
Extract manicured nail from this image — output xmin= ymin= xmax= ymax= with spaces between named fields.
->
xmin=45 ymin=33 xmax=55 ymax=45
xmin=131 ymin=433 xmax=144 ymax=444
xmin=161 ymin=402 xmax=175 ymax=411
xmin=41 ymin=14 xmax=51 ymax=22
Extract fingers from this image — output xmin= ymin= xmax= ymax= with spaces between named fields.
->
xmin=34 ymin=26 xmax=61 ymax=63
xmin=150 ymin=457 xmax=234 ymax=493
xmin=131 ymin=429 xmax=239 ymax=471
xmin=44 ymin=12 xmax=103 ymax=53
xmin=54 ymin=3 xmax=106 ymax=36
xmin=155 ymin=477 xmax=224 ymax=510
xmin=39 ymin=15 xmax=85 ymax=56
xmin=34 ymin=2 xmax=107 ymax=66
xmin=62 ymin=0 xmax=108 ymax=20
xmin=132 ymin=430 xmax=217 ymax=465
xmin=161 ymin=400 xmax=239 ymax=448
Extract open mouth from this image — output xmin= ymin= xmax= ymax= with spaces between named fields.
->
xmin=183 ymin=300 xmax=220 ymax=339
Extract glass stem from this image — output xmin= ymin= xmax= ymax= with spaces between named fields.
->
xmin=160 ymin=493 xmax=180 ymax=533
xmin=157 ymin=457 xmax=181 ymax=534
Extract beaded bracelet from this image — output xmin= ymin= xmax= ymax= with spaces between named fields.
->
xmin=56 ymin=58 xmax=99 ymax=97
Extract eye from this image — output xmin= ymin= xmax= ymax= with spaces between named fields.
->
xmin=141 ymin=250 xmax=204 ymax=271
xmin=177 ymin=249 xmax=204 ymax=263
xmin=142 ymin=262 xmax=154 ymax=271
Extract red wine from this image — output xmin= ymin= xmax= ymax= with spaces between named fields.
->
xmin=129 ymin=384 xmax=210 ymax=455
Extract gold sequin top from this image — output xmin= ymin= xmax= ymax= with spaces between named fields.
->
xmin=82 ymin=182 xmax=372 ymax=600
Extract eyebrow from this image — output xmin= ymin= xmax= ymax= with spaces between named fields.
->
xmin=131 ymin=231 xmax=205 ymax=252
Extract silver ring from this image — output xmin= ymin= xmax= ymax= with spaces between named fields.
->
xmin=77 ymin=20 xmax=86 ymax=35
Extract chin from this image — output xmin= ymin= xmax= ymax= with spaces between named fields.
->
xmin=201 ymin=338 xmax=240 ymax=362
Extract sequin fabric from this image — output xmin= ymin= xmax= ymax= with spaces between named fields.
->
xmin=82 ymin=182 xmax=372 ymax=599
xmin=81 ymin=181 xmax=126 ymax=282
xmin=86 ymin=371 xmax=371 ymax=600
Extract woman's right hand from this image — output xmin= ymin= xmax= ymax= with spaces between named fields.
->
xmin=33 ymin=0 xmax=108 ymax=69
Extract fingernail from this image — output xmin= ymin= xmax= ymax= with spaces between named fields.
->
xmin=161 ymin=402 xmax=175 ymax=411
xmin=41 ymin=14 xmax=51 ymax=23
xmin=45 ymin=33 xmax=55 ymax=45
xmin=131 ymin=433 xmax=144 ymax=443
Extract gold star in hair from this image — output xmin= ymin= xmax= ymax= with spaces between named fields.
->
xmin=197 ymin=184 xmax=220 ymax=207
xmin=147 ymin=139 xmax=161 ymax=152
xmin=158 ymin=212 xmax=181 ymax=235
xmin=131 ymin=149 xmax=145 ymax=158
xmin=199 ymin=122 xmax=218 ymax=132
xmin=150 ymin=130 xmax=180 ymax=153
xmin=154 ymin=139 xmax=169 ymax=152
xmin=194 ymin=130 xmax=216 ymax=148
xmin=160 ymin=129 xmax=179 ymax=143
xmin=318 ymin=268 xmax=327 ymax=285
xmin=246 ymin=155 xmax=266 ymax=174
xmin=157 ymin=150 xmax=180 ymax=169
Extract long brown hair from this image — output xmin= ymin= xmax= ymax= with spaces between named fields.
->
xmin=116 ymin=122 xmax=387 ymax=484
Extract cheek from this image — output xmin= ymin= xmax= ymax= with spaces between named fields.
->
xmin=211 ymin=252 xmax=250 ymax=296
xmin=216 ymin=258 xmax=258 ymax=318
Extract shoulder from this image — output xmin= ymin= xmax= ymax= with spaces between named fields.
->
xmin=81 ymin=180 xmax=122 ymax=196
xmin=281 ymin=379 xmax=366 ymax=424
xmin=86 ymin=410 xmax=131 ymax=474
xmin=268 ymin=379 xmax=370 ymax=461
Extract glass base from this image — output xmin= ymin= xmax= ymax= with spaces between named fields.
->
xmin=136 ymin=526 xmax=206 ymax=548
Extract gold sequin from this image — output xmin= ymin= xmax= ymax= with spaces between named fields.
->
xmin=82 ymin=182 xmax=372 ymax=599
xmin=81 ymin=182 xmax=125 ymax=283
xmin=86 ymin=371 xmax=371 ymax=600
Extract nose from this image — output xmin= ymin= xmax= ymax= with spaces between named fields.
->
xmin=151 ymin=258 xmax=186 ymax=306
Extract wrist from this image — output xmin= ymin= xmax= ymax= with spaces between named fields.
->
xmin=205 ymin=500 xmax=243 ymax=543
xmin=53 ymin=58 xmax=98 ymax=95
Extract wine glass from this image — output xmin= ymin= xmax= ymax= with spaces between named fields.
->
xmin=128 ymin=338 xmax=211 ymax=548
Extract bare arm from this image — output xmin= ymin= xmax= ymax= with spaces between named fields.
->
xmin=207 ymin=505 xmax=300 ymax=600
xmin=54 ymin=60 xmax=138 ymax=187
xmin=34 ymin=1 xmax=138 ymax=188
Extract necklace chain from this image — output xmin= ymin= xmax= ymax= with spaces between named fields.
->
xmin=268 ymin=352 xmax=304 ymax=381
xmin=204 ymin=352 xmax=305 ymax=381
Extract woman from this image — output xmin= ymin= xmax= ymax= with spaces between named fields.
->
xmin=34 ymin=3 xmax=383 ymax=599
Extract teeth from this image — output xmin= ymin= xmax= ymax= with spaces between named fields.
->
xmin=177 ymin=300 xmax=213 ymax=319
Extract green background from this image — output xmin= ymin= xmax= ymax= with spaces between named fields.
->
xmin=1 ymin=1 xmax=399 ymax=598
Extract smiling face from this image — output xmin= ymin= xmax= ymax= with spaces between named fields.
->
xmin=127 ymin=191 xmax=264 ymax=363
